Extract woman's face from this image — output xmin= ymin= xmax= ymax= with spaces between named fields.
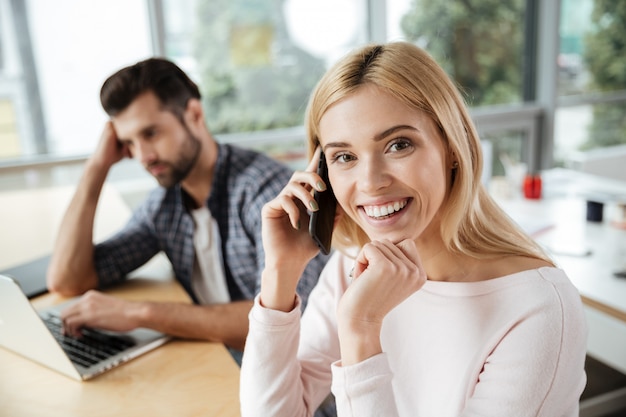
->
xmin=318 ymin=84 xmax=449 ymax=246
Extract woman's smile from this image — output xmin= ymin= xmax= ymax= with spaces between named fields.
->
xmin=361 ymin=198 xmax=410 ymax=220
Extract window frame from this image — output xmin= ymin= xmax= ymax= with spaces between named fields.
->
xmin=2 ymin=0 xmax=625 ymax=181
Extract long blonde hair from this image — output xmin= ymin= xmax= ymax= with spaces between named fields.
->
xmin=305 ymin=42 xmax=552 ymax=264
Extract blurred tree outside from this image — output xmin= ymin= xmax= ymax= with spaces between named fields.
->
xmin=400 ymin=0 xmax=524 ymax=107
xmin=192 ymin=0 xmax=326 ymax=134
xmin=581 ymin=0 xmax=626 ymax=150
xmin=400 ymin=0 xmax=525 ymax=176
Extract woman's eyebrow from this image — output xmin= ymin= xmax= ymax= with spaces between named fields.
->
xmin=322 ymin=125 xmax=421 ymax=152
xmin=322 ymin=141 xmax=351 ymax=152
xmin=373 ymin=125 xmax=419 ymax=142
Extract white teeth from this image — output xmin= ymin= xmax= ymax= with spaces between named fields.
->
xmin=364 ymin=200 xmax=407 ymax=219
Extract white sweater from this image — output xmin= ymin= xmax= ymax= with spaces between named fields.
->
xmin=240 ymin=251 xmax=587 ymax=417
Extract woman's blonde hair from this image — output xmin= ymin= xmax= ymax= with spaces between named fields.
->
xmin=305 ymin=42 xmax=552 ymax=264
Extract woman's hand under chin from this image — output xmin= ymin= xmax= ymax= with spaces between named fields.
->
xmin=337 ymin=238 xmax=427 ymax=365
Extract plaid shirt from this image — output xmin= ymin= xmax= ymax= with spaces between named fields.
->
xmin=94 ymin=143 xmax=329 ymax=307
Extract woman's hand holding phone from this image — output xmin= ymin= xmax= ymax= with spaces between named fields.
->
xmin=259 ymin=148 xmax=330 ymax=311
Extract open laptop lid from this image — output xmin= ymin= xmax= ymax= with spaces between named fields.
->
xmin=0 ymin=254 xmax=50 ymax=298
xmin=0 ymin=274 xmax=80 ymax=379
xmin=0 ymin=275 xmax=171 ymax=381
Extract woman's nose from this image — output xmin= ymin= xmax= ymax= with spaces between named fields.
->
xmin=357 ymin=157 xmax=392 ymax=193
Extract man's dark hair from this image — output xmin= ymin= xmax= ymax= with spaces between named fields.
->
xmin=100 ymin=57 xmax=201 ymax=122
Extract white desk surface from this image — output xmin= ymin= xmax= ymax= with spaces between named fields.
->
xmin=498 ymin=170 xmax=626 ymax=322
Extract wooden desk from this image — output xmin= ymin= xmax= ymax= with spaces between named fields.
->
xmin=0 ymin=276 xmax=242 ymax=417
xmin=0 ymin=184 xmax=241 ymax=416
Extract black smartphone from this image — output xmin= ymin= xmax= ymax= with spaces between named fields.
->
xmin=308 ymin=151 xmax=337 ymax=255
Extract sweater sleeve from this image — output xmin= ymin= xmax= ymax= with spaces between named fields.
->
xmin=240 ymin=295 xmax=310 ymax=417
xmin=240 ymin=252 xmax=350 ymax=417
xmin=331 ymin=354 xmax=400 ymax=416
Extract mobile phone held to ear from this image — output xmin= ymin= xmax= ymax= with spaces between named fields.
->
xmin=309 ymin=151 xmax=337 ymax=255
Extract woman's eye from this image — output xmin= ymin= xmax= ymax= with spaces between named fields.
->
xmin=332 ymin=153 xmax=355 ymax=163
xmin=389 ymin=139 xmax=412 ymax=152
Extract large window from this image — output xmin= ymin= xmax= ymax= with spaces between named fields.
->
xmin=387 ymin=0 xmax=532 ymax=185
xmin=555 ymin=0 xmax=626 ymax=167
xmin=0 ymin=0 xmax=153 ymax=161
xmin=1 ymin=0 xmax=625 ymax=189
xmin=158 ymin=0 xmax=368 ymax=165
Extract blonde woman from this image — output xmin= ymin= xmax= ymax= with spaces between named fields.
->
xmin=240 ymin=42 xmax=587 ymax=417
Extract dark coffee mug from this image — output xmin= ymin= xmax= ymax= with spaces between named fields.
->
xmin=586 ymin=200 xmax=604 ymax=222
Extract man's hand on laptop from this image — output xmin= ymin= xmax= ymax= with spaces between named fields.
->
xmin=61 ymin=290 xmax=143 ymax=337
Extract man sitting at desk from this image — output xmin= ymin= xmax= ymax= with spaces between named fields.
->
xmin=46 ymin=58 xmax=329 ymax=360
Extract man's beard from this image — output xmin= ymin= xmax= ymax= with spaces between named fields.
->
xmin=150 ymin=128 xmax=201 ymax=188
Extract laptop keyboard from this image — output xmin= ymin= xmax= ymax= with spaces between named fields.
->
xmin=42 ymin=314 xmax=136 ymax=368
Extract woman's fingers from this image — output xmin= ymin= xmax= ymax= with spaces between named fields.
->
xmin=394 ymin=239 xmax=425 ymax=278
xmin=265 ymin=156 xmax=328 ymax=230
xmin=283 ymin=172 xmax=324 ymax=208
xmin=306 ymin=146 xmax=322 ymax=172
xmin=352 ymin=239 xmax=425 ymax=284
xmin=263 ymin=194 xmax=305 ymax=229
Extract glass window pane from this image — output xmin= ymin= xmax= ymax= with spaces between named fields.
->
xmin=0 ymin=99 xmax=19 ymax=158
xmin=482 ymin=130 xmax=527 ymax=198
xmin=558 ymin=0 xmax=626 ymax=97
xmin=557 ymin=0 xmax=626 ymax=164
xmin=0 ymin=0 xmax=152 ymax=161
xmin=555 ymin=102 xmax=626 ymax=167
xmin=30 ymin=0 xmax=152 ymax=156
xmin=388 ymin=0 xmax=526 ymax=107
xmin=558 ymin=0 xmax=593 ymax=96
xmin=162 ymin=0 xmax=368 ymax=137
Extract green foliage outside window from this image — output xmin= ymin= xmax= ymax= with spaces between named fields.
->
xmin=192 ymin=0 xmax=326 ymax=134
xmin=582 ymin=0 xmax=626 ymax=150
xmin=400 ymin=0 xmax=525 ymax=176
xmin=400 ymin=0 xmax=524 ymax=107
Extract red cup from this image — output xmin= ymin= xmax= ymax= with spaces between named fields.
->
xmin=523 ymin=174 xmax=542 ymax=199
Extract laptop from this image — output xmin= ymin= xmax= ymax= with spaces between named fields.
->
xmin=0 ymin=254 xmax=51 ymax=299
xmin=0 ymin=274 xmax=171 ymax=381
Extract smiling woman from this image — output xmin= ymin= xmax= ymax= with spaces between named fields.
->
xmin=239 ymin=41 xmax=588 ymax=417
xmin=318 ymin=85 xmax=449 ymax=249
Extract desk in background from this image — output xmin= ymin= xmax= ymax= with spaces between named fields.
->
xmin=0 ymin=276 xmax=241 ymax=417
xmin=0 ymin=184 xmax=241 ymax=417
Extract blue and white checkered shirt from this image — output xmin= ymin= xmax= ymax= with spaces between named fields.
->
xmin=93 ymin=143 xmax=329 ymax=308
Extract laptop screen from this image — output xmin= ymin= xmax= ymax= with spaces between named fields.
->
xmin=0 ymin=255 xmax=50 ymax=298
